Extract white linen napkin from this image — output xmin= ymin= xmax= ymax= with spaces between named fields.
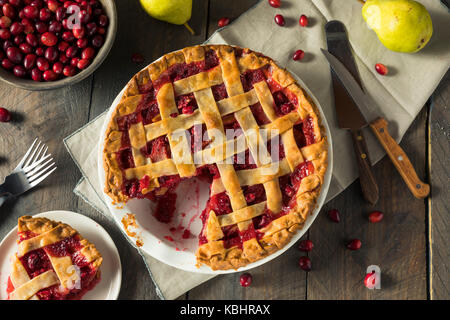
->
xmin=64 ymin=0 xmax=449 ymax=300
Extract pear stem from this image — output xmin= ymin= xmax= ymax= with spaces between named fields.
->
xmin=357 ymin=0 xmax=365 ymax=4
xmin=184 ymin=22 xmax=195 ymax=35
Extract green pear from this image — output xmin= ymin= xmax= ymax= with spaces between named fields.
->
xmin=140 ymin=0 xmax=192 ymax=25
xmin=362 ymin=0 xmax=433 ymax=53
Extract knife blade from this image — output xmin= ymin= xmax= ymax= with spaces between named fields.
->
xmin=321 ymin=40 xmax=430 ymax=199
xmin=325 ymin=20 xmax=379 ymax=205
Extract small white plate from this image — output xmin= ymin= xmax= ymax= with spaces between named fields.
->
xmin=0 ymin=210 xmax=122 ymax=300
xmin=97 ymin=49 xmax=333 ymax=274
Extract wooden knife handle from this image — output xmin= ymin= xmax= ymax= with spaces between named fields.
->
xmin=350 ymin=129 xmax=379 ymax=205
xmin=370 ymin=117 xmax=430 ymax=199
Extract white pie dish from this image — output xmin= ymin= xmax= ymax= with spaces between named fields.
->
xmin=0 ymin=210 xmax=122 ymax=300
xmin=97 ymin=51 xmax=333 ymax=275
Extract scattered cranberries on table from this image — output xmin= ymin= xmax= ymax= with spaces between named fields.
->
xmin=239 ymin=273 xmax=252 ymax=287
xmin=299 ymin=14 xmax=308 ymax=27
xmin=0 ymin=107 xmax=11 ymax=122
xmin=217 ymin=17 xmax=230 ymax=28
xmin=375 ymin=63 xmax=388 ymax=75
xmin=274 ymin=14 xmax=285 ymax=26
xmin=298 ymin=239 xmax=314 ymax=252
xmin=0 ymin=0 xmax=109 ymax=82
xmin=298 ymin=256 xmax=312 ymax=271
xmin=346 ymin=239 xmax=362 ymax=251
xmin=131 ymin=52 xmax=144 ymax=63
xmin=268 ymin=0 xmax=281 ymax=8
xmin=364 ymin=271 xmax=377 ymax=289
xmin=369 ymin=210 xmax=384 ymax=223
xmin=327 ymin=208 xmax=340 ymax=223
xmin=293 ymin=49 xmax=305 ymax=61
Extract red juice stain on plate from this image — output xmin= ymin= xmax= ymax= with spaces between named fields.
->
xmin=182 ymin=229 xmax=191 ymax=239
xmin=164 ymin=236 xmax=174 ymax=242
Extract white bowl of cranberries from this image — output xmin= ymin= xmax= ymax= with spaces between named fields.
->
xmin=0 ymin=0 xmax=116 ymax=90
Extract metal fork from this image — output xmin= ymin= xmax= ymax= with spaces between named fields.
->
xmin=0 ymin=138 xmax=56 ymax=207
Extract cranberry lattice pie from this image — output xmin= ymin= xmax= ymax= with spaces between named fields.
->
xmin=103 ymin=45 xmax=328 ymax=270
xmin=7 ymin=216 xmax=102 ymax=300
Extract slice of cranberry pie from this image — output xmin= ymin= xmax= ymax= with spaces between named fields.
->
xmin=6 ymin=216 xmax=102 ymax=300
xmin=103 ymin=45 xmax=328 ymax=270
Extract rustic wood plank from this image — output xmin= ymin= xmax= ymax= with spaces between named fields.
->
xmin=187 ymin=0 xmax=305 ymax=300
xmin=307 ymin=107 xmax=429 ymax=300
xmin=0 ymin=81 xmax=92 ymax=256
xmin=76 ymin=0 xmax=210 ymax=300
xmin=429 ymin=71 xmax=449 ymax=300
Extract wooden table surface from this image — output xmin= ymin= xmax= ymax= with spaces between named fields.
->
xmin=0 ymin=1 xmax=448 ymax=300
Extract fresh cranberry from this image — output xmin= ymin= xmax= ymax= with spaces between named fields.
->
xmin=3 ymin=3 xmax=16 ymax=18
xmin=98 ymin=14 xmax=108 ymax=27
xmin=13 ymin=64 xmax=26 ymax=77
xmin=39 ymin=8 xmax=51 ymax=21
xmin=268 ymin=0 xmax=281 ymax=8
xmin=42 ymin=69 xmax=57 ymax=81
xmin=52 ymin=61 xmax=63 ymax=74
xmin=375 ymin=63 xmax=388 ymax=75
xmin=369 ymin=211 xmax=384 ymax=223
xmin=31 ymin=67 xmax=42 ymax=81
xmin=239 ymin=273 xmax=252 ymax=287
xmin=31 ymin=0 xmax=43 ymax=8
xmin=58 ymin=41 xmax=69 ymax=52
xmin=81 ymin=46 xmax=94 ymax=60
xmin=55 ymin=6 xmax=65 ymax=21
xmin=85 ymin=22 xmax=97 ymax=36
xmin=48 ymin=20 xmax=62 ymax=33
xmin=13 ymin=33 xmax=25 ymax=45
xmin=364 ymin=271 xmax=377 ymax=289
xmin=21 ymin=18 xmax=34 ymax=33
xmin=299 ymin=14 xmax=308 ymax=27
xmin=73 ymin=27 xmax=85 ymax=39
xmin=130 ymin=53 xmax=143 ymax=63
xmin=0 ymin=28 xmax=11 ymax=40
xmin=293 ymin=49 xmax=305 ymax=61
xmin=97 ymin=26 xmax=105 ymax=35
xmin=58 ymin=53 xmax=68 ymax=64
xmin=19 ymin=42 xmax=32 ymax=54
xmin=0 ymin=107 xmax=11 ymax=122
xmin=76 ymin=37 xmax=88 ymax=48
xmin=79 ymin=9 xmax=90 ymax=24
xmin=217 ymin=17 xmax=230 ymax=28
xmin=35 ymin=21 xmax=47 ymax=33
xmin=0 ymin=16 xmax=12 ymax=28
xmin=9 ymin=0 xmax=22 ymax=6
xmin=298 ymin=239 xmax=314 ymax=252
xmin=10 ymin=21 xmax=24 ymax=35
xmin=70 ymin=57 xmax=79 ymax=66
xmin=3 ymin=40 xmax=13 ymax=51
xmin=65 ymin=46 xmax=77 ymax=58
xmin=274 ymin=14 xmax=285 ymax=26
xmin=77 ymin=58 xmax=89 ymax=69
xmin=44 ymin=46 xmax=58 ymax=62
xmin=328 ymin=209 xmax=340 ymax=223
xmin=41 ymin=32 xmax=57 ymax=46
xmin=35 ymin=46 xmax=44 ymax=56
xmin=47 ymin=0 xmax=59 ymax=12
xmin=62 ymin=31 xmax=74 ymax=42
xmin=346 ymin=239 xmax=362 ymax=250
xmin=63 ymin=64 xmax=75 ymax=76
xmin=23 ymin=53 xmax=36 ymax=69
xmin=299 ymin=256 xmax=312 ymax=271
xmin=1 ymin=58 xmax=15 ymax=70
xmin=6 ymin=46 xmax=22 ymax=63
xmin=36 ymin=56 xmax=49 ymax=70
xmin=23 ymin=5 xmax=38 ymax=19
xmin=91 ymin=34 xmax=102 ymax=48
xmin=26 ymin=33 xmax=38 ymax=46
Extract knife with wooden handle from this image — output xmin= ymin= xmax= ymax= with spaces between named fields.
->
xmin=325 ymin=20 xmax=379 ymax=205
xmin=322 ymin=21 xmax=430 ymax=199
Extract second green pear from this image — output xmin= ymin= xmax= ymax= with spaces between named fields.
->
xmin=362 ymin=0 xmax=433 ymax=53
